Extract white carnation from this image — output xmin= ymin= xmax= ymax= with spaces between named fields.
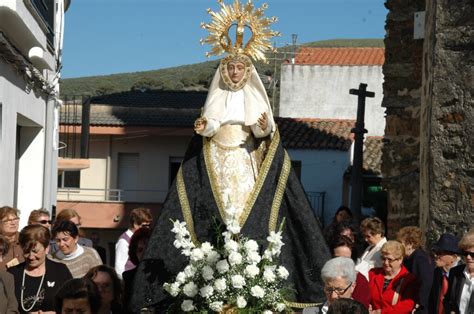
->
xmin=263 ymin=310 xmax=273 ymax=314
xmin=200 ymin=285 xmax=214 ymax=298
xmin=190 ymin=248 xmax=204 ymax=262
xmin=175 ymin=271 xmax=186 ymax=284
xmin=182 ymin=282 xmax=198 ymax=297
xmin=216 ymin=260 xmax=229 ymax=274
xmin=181 ymin=299 xmax=195 ymax=312
xmin=231 ymin=275 xmax=246 ymax=289
xmin=276 ymin=303 xmax=286 ymax=311
xmin=277 ymin=266 xmax=289 ymax=279
xmin=250 ymin=285 xmax=265 ymax=298
xmin=214 ymin=278 xmax=227 ymax=292
xmin=202 ymin=265 xmax=214 ymax=281
xmin=244 ymin=239 xmax=259 ymax=252
xmin=263 ymin=268 xmax=276 ymax=283
xmin=246 ymin=251 xmax=262 ymax=263
xmin=200 ymin=242 xmax=214 ymax=255
xmin=224 ymin=239 xmax=239 ymax=252
xmin=206 ymin=251 xmax=220 ymax=264
xmin=244 ymin=264 xmax=260 ymax=278
xmin=184 ymin=265 xmax=196 ymax=277
xmin=226 ymin=220 xmax=241 ymax=234
xmin=210 ymin=301 xmax=224 ymax=312
xmin=236 ymin=296 xmax=247 ymax=308
xmin=228 ymin=251 xmax=243 ymax=266
xmin=164 ymin=282 xmax=180 ymax=297
xmin=263 ymin=249 xmax=273 ymax=261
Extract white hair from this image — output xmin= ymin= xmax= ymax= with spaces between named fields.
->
xmin=321 ymin=257 xmax=356 ymax=283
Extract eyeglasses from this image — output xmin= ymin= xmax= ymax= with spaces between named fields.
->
xmin=37 ymin=220 xmax=52 ymax=225
xmin=462 ymin=251 xmax=474 ymax=258
xmin=1 ymin=217 xmax=20 ymax=224
xmin=324 ymin=282 xmax=353 ymax=295
xmin=381 ymin=256 xmax=402 ymax=263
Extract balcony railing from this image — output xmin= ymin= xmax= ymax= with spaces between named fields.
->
xmin=57 ymin=188 xmax=325 ymax=220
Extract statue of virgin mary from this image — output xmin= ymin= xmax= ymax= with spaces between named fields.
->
xmin=130 ymin=1 xmax=330 ymax=312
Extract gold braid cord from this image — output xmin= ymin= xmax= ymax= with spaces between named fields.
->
xmin=200 ymin=0 xmax=280 ymax=63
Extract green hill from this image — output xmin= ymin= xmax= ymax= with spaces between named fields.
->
xmin=60 ymin=39 xmax=384 ymax=97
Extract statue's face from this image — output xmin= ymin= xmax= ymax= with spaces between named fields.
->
xmin=227 ymin=61 xmax=246 ymax=83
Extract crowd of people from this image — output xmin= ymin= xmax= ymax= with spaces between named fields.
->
xmin=321 ymin=207 xmax=474 ymax=314
xmin=0 ymin=206 xmax=152 ymax=314
xmin=0 ymin=203 xmax=472 ymax=313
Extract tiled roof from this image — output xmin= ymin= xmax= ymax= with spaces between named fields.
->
xmin=295 ymin=47 xmax=385 ymax=65
xmin=363 ymin=136 xmax=384 ymax=175
xmin=276 ymin=117 xmax=354 ymax=151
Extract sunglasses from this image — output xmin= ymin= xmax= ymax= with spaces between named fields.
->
xmin=37 ymin=220 xmax=52 ymax=225
xmin=462 ymin=251 xmax=474 ymax=258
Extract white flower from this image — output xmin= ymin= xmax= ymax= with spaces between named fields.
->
xmin=200 ymin=285 xmax=214 ymax=298
xmin=236 ymin=296 xmax=247 ymax=308
xmin=246 ymin=251 xmax=261 ymax=263
xmin=277 ymin=266 xmax=289 ymax=279
xmin=231 ymin=275 xmax=246 ymax=289
xmin=184 ymin=265 xmax=196 ymax=277
xmin=267 ymin=231 xmax=283 ymax=245
xmin=226 ymin=220 xmax=241 ymax=234
xmin=263 ymin=268 xmax=276 ymax=283
xmin=224 ymin=204 xmax=238 ymax=219
xmin=163 ymin=282 xmax=180 ymax=297
xmin=250 ymin=285 xmax=265 ymax=298
xmin=200 ymin=242 xmax=214 ymax=255
xmin=190 ymin=248 xmax=204 ymax=262
xmin=173 ymin=239 xmax=183 ymax=249
xmin=244 ymin=264 xmax=260 ymax=278
xmin=181 ymin=299 xmax=195 ymax=312
xmin=206 ymin=251 xmax=220 ymax=264
xmin=172 ymin=221 xmax=188 ymax=236
xmin=202 ymin=265 xmax=214 ymax=281
xmin=175 ymin=271 xmax=186 ymax=284
xmin=216 ymin=260 xmax=229 ymax=274
xmin=263 ymin=249 xmax=273 ymax=261
xmin=244 ymin=239 xmax=259 ymax=252
xmin=276 ymin=303 xmax=286 ymax=311
xmin=228 ymin=251 xmax=243 ymax=266
xmin=263 ymin=310 xmax=273 ymax=314
xmin=214 ymin=278 xmax=227 ymax=292
xmin=210 ymin=301 xmax=224 ymax=312
xmin=224 ymin=239 xmax=239 ymax=252
xmin=182 ymin=282 xmax=198 ymax=297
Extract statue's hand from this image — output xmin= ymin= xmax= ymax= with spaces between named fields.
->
xmin=194 ymin=117 xmax=207 ymax=132
xmin=258 ymin=112 xmax=268 ymax=130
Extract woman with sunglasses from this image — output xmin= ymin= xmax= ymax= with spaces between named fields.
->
xmin=0 ymin=206 xmax=24 ymax=271
xmin=368 ymin=241 xmax=418 ymax=314
xmin=27 ymin=209 xmax=52 ymax=229
xmin=444 ymin=229 xmax=474 ymax=313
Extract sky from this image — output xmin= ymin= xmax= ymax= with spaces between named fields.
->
xmin=61 ymin=0 xmax=388 ymax=79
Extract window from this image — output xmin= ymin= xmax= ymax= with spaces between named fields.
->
xmin=291 ymin=160 xmax=302 ymax=180
xmin=58 ymin=171 xmax=80 ymax=188
xmin=169 ymin=157 xmax=183 ymax=187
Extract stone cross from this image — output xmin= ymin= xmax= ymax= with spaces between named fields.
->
xmin=349 ymin=83 xmax=375 ymax=221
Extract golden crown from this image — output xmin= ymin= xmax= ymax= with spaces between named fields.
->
xmin=200 ymin=0 xmax=280 ymax=63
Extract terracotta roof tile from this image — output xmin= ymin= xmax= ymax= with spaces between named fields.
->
xmin=363 ymin=136 xmax=384 ymax=175
xmin=295 ymin=47 xmax=385 ymax=65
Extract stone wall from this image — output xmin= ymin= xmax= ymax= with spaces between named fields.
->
xmin=420 ymin=0 xmax=474 ymax=242
xmin=382 ymin=0 xmax=425 ymax=236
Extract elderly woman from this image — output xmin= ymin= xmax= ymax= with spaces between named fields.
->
xmin=396 ymin=226 xmax=433 ymax=313
xmin=356 ymin=217 xmax=387 ymax=280
xmin=0 ymin=235 xmax=18 ymax=313
xmin=368 ymin=240 xmax=418 ymax=314
xmin=55 ymin=278 xmax=101 ymax=314
xmin=331 ymin=235 xmax=370 ymax=309
xmin=85 ymin=265 xmax=124 ymax=314
xmin=320 ymin=257 xmax=357 ymax=313
xmin=51 ymin=220 xmax=102 ymax=278
xmin=8 ymin=225 xmax=72 ymax=313
xmin=428 ymin=233 xmax=461 ymax=313
xmin=0 ymin=206 xmax=24 ymax=270
xmin=444 ymin=229 xmax=474 ymax=313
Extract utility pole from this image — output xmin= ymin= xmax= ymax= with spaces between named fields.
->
xmin=349 ymin=83 xmax=375 ymax=222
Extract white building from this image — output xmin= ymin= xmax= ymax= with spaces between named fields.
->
xmin=279 ymin=47 xmax=385 ymax=136
xmin=0 ymin=0 xmax=71 ymax=225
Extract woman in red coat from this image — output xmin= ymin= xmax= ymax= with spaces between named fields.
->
xmin=368 ymin=240 xmax=418 ymax=314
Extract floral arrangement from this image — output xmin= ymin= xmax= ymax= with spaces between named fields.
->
xmin=163 ymin=204 xmax=290 ymax=313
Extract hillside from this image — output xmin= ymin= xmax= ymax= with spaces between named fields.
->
xmin=60 ymin=39 xmax=384 ymax=97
